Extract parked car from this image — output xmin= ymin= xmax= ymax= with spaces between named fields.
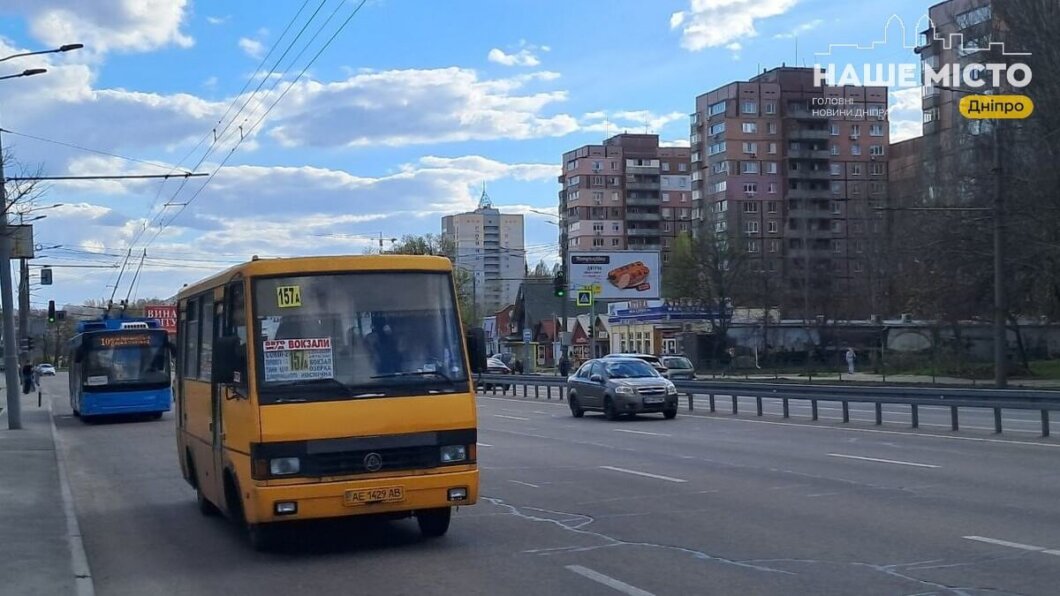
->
xmin=480 ymin=357 xmax=512 ymax=392
xmin=36 ymin=363 xmax=56 ymax=376
xmin=602 ymin=353 xmax=669 ymax=378
xmin=661 ymin=356 xmax=695 ymax=380
xmin=566 ymin=357 xmax=678 ymax=420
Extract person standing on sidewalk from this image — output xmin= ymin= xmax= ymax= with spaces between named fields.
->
xmin=558 ymin=354 xmax=570 ymax=378
xmin=21 ymin=362 xmax=36 ymax=395
xmin=845 ymin=347 xmax=856 ymax=375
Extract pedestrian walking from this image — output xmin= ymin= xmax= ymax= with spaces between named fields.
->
xmin=558 ymin=354 xmax=570 ymax=377
xmin=845 ymin=347 xmax=856 ymax=375
xmin=21 ymin=363 xmax=35 ymax=395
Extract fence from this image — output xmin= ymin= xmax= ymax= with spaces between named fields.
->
xmin=476 ymin=373 xmax=1060 ymax=437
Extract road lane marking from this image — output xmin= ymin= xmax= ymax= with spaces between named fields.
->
xmin=493 ymin=414 xmax=529 ymax=421
xmin=508 ymin=480 xmax=540 ymax=488
xmin=828 ymin=453 xmax=939 ymax=468
xmin=964 ymin=536 xmax=1060 ymax=555
xmin=599 ymin=466 xmax=687 ymax=483
xmin=613 ymin=429 xmax=671 ymax=437
xmin=476 ymin=442 xmax=493 ymax=447
xmin=565 ymin=565 xmax=656 ymax=596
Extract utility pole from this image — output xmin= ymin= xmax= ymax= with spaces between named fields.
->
xmin=0 ymin=127 xmax=22 ymax=429
xmin=992 ymin=119 xmax=1006 ymax=388
xmin=17 ymin=213 xmax=29 ymax=362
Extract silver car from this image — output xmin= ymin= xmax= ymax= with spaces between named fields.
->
xmin=567 ymin=358 xmax=678 ymax=420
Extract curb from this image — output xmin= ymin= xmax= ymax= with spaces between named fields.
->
xmin=47 ymin=399 xmax=95 ymax=596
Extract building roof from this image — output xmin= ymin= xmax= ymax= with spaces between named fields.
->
xmin=513 ymin=279 xmax=608 ymax=332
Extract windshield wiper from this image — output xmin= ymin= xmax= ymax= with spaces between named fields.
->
xmin=371 ymin=370 xmax=454 ymax=383
xmin=268 ymin=378 xmax=354 ymax=396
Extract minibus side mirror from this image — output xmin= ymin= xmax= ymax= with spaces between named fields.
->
xmin=212 ymin=336 xmax=240 ymax=385
xmin=466 ymin=328 xmax=487 ymax=374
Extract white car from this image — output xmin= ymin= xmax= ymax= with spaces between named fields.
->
xmin=36 ymin=363 xmax=56 ymax=376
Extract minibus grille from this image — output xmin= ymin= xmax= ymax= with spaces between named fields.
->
xmin=307 ymin=446 xmax=439 ymax=476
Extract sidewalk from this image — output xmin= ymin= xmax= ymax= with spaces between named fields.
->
xmin=0 ymin=381 xmax=90 ymax=596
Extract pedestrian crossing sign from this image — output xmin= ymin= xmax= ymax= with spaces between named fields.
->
xmin=576 ymin=289 xmax=594 ymax=307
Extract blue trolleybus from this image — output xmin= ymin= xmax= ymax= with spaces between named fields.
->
xmin=68 ymin=317 xmax=173 ymax=421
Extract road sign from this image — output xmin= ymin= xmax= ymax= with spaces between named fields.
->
xmin=522 ymin=328 xmax=532 ymax=343
xmin=576 ymin=289 xmax=594 ymax=307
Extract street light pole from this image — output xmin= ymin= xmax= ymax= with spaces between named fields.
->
xmin=0 ymin=127 xmax=22 ymax=428
xmin=991 ymin=120 xmax=1006 ymax=388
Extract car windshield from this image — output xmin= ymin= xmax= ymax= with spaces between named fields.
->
xmin=82 ymin=332 xmax=170 ymax=389
xmin=604 ymin=360 xmax=659 ymax=379
xmin=253 ymin=271 xmax=467 ymax=403
xmin=663 ymin=357 xmax=693 ymax=369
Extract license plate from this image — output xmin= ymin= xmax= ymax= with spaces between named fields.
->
xmin=344 ymin=486 xmax=404 ymax=506
xmin=643 ymin=396 xmax=664 ymax=404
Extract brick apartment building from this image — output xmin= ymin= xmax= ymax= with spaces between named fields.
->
xmin=557 ymin=134 xmax=692 ymax=266
xmin=691 ymin=66 xmax=891 ymax=318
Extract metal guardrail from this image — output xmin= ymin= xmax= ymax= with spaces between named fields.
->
xmin=476 ymin=373 xmax=1060 ymax=437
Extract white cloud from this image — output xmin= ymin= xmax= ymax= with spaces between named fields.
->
xmin=205 ymin=15 xmax=229 ymax=25
xmin=4 ymin=0 xmax=193 ymax=54
xmin=487 ymin=40 xmax=549 ymax=67
xmin=238 ymin=37 xmax=265 ymax=59
xmin=660 ymin=139 xmax=691 ymax=148
xmin=889 ymin=87 xmax=923 ymax=142
xmin=774 ymin=18 xmax=824 ymax=39
xmin=726 ymin=42 xmax=743 ymax=60
xmin=488 ymin=48 xmax=541 ymax=67
xmin=38 ymin=155 xmax=563 ymax=302
xmin=580 ymin=110 xmax=687 ymax=134
xmin=671 ymin=0 xmax=798 ymax=51
xmin=264 ymin=67 xmax=578 ymax=148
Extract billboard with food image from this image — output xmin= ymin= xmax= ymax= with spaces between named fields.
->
xmin=568 ymin=251 xmax=661 ymax=300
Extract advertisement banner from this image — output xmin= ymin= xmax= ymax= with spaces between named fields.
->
xmin=568 ymin=251 xmax=661 ymax=300
xmin=144 ymin=305 xmax=177 ymax=335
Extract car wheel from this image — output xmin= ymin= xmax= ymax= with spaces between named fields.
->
xmin=663 ymin=408 xmax=678 ymax=420
xmin=417 ymin=507 xmax=452 ymax=538
xmin=569 ymin=394 xmax=585 ymax=418
xmin=604 ymin=397 xmax=619 ymax=421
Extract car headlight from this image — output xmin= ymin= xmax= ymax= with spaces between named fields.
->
xmin=666 ymin=384 xmax=678 ymax=395
xmin=440 ymin=445 xmax=468 ymax=463
xmin=615 ymin=385 xmax=636 ymax=395
xmin=269 ymin=457 xmax=300 ymax=476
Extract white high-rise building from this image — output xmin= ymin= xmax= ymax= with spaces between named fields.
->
xmin=442 ymin=188 xmax=525 ymax=313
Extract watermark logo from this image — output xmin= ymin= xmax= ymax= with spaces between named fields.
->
xmin=811 ymin=14 xmax=1033 ymax=118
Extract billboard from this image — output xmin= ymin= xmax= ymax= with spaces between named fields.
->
xmin=568 ymin=251 xmax=661 ymax=300
xmin=144 ymin=305 xmax=177 ymax=335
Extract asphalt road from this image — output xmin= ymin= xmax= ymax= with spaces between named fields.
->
xmin=47 ymin=373 xmax=1060 ymax=596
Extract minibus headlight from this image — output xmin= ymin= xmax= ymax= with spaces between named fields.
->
xmin=269 ymin=457 xmax=301 ymax=476
xmin=440 ymin=445 xmax=467 ymax=463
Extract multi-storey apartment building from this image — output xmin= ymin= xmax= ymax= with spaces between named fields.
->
xmin=442 ymin=190 xmax=525 ymax=313
xmin=557 ymin=134 xmax=692 ymax=266
xmin=692 ymin=66 xmax=890 ymax=317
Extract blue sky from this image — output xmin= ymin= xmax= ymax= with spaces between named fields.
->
xmin=0 ymin=0 xmax=933 ymax=306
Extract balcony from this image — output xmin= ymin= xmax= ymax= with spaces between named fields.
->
xmin=787 ymin=128 xmax=831 ymax=141
xmin=626 ymin=228 xmax=662 ymax=237
xmin=785 ymin=188 xmax=831 ymax=200
xmin=627 ymin=165 xmax=660 ymax=175
xmin=785 ymin=108 xmax=830 ymax=121
xmin=787 ymin=169 xmax=832 ymax=180
xmin=787 ymin=225 xmax=834 ymax=239
xmin=626 ymin=211 xmax=662 ymax=221
xmin=627 ymin=239 xmax=662 ymax=249
xmin=787 ymin=149 xmax=832 ymax=160
xmin=626 ymin=196 xmax=660 ymax=207
xmin=626 ymin=181 xmax=660 ymax=191
xmin=787 ymin=207 xmax=832 ymax=219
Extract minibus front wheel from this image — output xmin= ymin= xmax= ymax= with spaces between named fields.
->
xmin=417 ymin=507 xmax=452 ymax=538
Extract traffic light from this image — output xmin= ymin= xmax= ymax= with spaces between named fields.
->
xmin=553 ymin=271 xmax=566 ymax=298
xmin=47 ymin=300 xmax=56 ymax=323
